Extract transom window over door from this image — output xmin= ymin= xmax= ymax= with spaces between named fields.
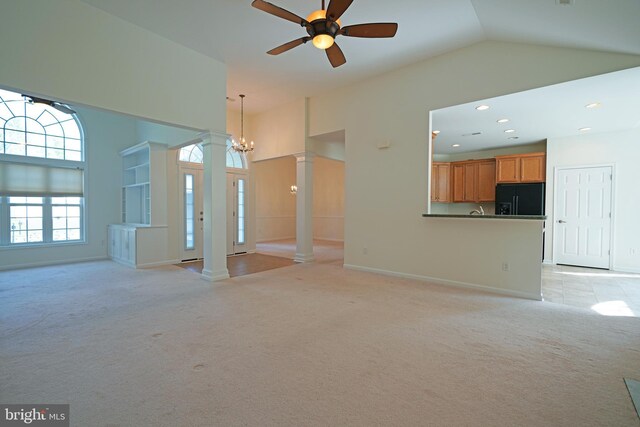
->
xmin=0 ymin=88 xmax=85 ymax=247
xmin=178 ymin=140 xmax=247 ymax=169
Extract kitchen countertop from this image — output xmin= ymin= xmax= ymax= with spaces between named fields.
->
xmin=423 ymin=213 xmax=546 ymax=220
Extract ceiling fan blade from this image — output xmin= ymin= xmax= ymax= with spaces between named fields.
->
xmin=326 ymin=42 xmax=346 ymax=68
xmin=24 ymin=95 xmax=76 ymax=115
xmin=251 ymin=0 xmax=307 ymax=26
xmin=326 ymin=0 xmax=354 ymax=22
xmin=340 ymin=23 xmax=398 ymax=38
xmin=52 ymin=103 xmax=76 ymax=115
xmin=267 ymin=37 xmax=311 ymax=55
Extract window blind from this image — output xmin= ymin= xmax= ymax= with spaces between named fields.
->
xmin=0 ymin=161 xmax=83 ymax=196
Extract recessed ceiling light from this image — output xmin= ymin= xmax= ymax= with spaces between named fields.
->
xmin=432 ymin=130 xmax=440 ymax=134
xmin=508 ymin=137 xmax=519 ymax=140
xmin=497 ymin=118 xmax=509 ymax=124
xmin=585 ymin=102 xmax=601 ymax=109
xmin=452 ymin=144 xmax=460 ymax=147
xmin=504 ymin=129 xmax=516 ymax=133
xmin=475 ymin=105 xmax=490 ymax=111
xmin=579 ymin=127 xmax=592 ymax=132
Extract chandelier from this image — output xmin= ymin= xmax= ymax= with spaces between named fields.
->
xmin=232 ymin=94 xmax=254 ymax=153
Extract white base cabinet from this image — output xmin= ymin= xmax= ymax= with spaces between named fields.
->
xmin=109 ymin=141 xmax=173 ymax=269
xmin=108 ymin=224 xmax=137 ymax=267
xmin=108 ymin=224 xmax=173 ymax=268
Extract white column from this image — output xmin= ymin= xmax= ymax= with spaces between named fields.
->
xmin=201 ymin=131 xmax=230 ymax=281
xmin=294 ymin=152 xmax=315 ymax=263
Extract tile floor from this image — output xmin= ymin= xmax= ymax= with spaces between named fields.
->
xmin=542 ymin=264 xmax=640 ymax=317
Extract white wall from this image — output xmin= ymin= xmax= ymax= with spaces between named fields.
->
xmin=254 ymin=157 xmax=297 ymax=242
xmin=0 ymin=107 xmax=138 ymax=269
xmin=136 ymin=121 xmax=201 ymax=147
xmin=313 ymin=157 xmax=345 ymax=241
xmin=0 ymin=0 xmax=226 ymax=133
xmin=251 ymin=99 xmax=306 ymax=161
xmin=303 ymin=41 xmax=640 ymax=297
xmin=310 ymin=139 xmax=345 ymax=161
xmin=545 ymin=128 xmax=640 ymax=272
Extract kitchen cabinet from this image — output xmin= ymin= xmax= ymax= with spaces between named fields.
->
xmin=495 ymin=152 xmax=546 ymax=183
xmin=451 ymin=158 xmax=496 ymax=203
xmin=431 ymin=162 xmax=450 ymax=202
xmin=452 ymin=163 xmax=465 ymax=202
xmin=477 ymin=160 xmax=496 ymax=202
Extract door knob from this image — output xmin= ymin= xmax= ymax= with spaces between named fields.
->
xmin=558 ymin=220 xmax=567 ymax=223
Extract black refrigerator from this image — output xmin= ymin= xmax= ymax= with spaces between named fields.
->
xmin=495 ymin=183 xmax=545 ymax=216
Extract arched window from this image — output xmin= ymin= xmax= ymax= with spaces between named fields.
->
xmin=0 ymin=88 xmax=84 ymax=246
xmin=0 ymin=89 xmax=82 ymax=160
xmin=226 ymin=139 xmax=246 ymax=169
xmin=179 ymin=143 xmax=203 ymax=163
xmin=178 ymin=140 xmax=247 ymax=169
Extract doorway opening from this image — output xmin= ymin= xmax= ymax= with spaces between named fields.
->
xmin=553 ymin=165 xmax=613 ymax=270
xmin=252 ymin=151 xmax=345 ymax=266
xmin=176 ymin=140 xmax=250 ymax=267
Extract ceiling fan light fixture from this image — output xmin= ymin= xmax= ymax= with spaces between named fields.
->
xmin=306 ymin=8 xmax=340 ymax=50
xmin=306 ymin=9 xmax=342 ymax=26
xmin=312 ymin=34 xmax=335 ymax=49
xmin=252 ymin=0 xmax=397 ymax=67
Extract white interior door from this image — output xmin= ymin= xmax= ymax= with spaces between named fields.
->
xmin=179 ymin=166 xmax=203 ymax=261
xmin=554 ymin=166 xmax=612 ymax=269
xmin=226 ymin=173 xmax=247 ymax=255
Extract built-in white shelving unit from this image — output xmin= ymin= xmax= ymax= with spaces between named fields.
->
xmin=109 ymin=141 xmax=173 ymax=268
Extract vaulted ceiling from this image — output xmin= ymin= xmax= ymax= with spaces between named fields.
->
xmin=79 ymin=0 xmax=640 ymax=113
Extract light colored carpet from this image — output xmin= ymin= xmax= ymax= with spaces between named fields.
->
xmin=1 ymin=259 xmax=639 ymax=426
xmin=256 ymin=238 xmax=344 ymax=265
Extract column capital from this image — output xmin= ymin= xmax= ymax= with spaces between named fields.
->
xmin=293 ymin=151 xmax=316 ymax=162
xmin=199 ymin=130 xmax=231 ymax=147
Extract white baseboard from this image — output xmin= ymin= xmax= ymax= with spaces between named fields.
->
xmin=256 ymin=236 xmax=296 ymax=243
xmin=294 ymin=253 xmax=315 ymax=263
xmin=0 ymin=256 xmax=109 ymax=271
xmin=202 ymin=268 xmax=230 ymax=281
xmin=343 ymin=264 xmax=542 ymax=301
xmin=314 ymin=237 xmax=344 ymax=242
xmin=543 ymin=259 xmax=554 ymax=265
xmin=111 ymin=257 xmax=136 ymax=268
xmin=612 ymin=265 xmax=640 ymax=274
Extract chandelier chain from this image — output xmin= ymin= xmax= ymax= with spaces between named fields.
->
xmin=232 ymin=94 xmax=254 ymax=153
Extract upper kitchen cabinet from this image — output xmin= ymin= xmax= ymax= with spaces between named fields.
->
xmin=495 ymin=152 xmax=546 ymax=183
xmin=451 ymin=158 xmax=496 ymax=203
xmin=477 ymin=159 xmax=496 ymax=202
xmin=431 ymin=162 xmax=451 ymax=203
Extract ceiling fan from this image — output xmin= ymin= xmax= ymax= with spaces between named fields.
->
xmin=23 ymin=95 xmax=76 ymax=115
xmin=251 ymin=0 xmax=398 ymax=68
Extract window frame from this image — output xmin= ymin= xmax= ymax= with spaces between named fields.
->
xmin=0 ymin=88 xmax=86 ymax=249
xmin=0 ymin=195 xmax=85 ymax=248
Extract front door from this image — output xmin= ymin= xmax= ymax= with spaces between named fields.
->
xmin=179 ymin=166 xmax=204 ymax=261
xmin=227 ymin=173 xmax=247 ymax=255
xmin=554 ymin=166 xmax=612 ymax=269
